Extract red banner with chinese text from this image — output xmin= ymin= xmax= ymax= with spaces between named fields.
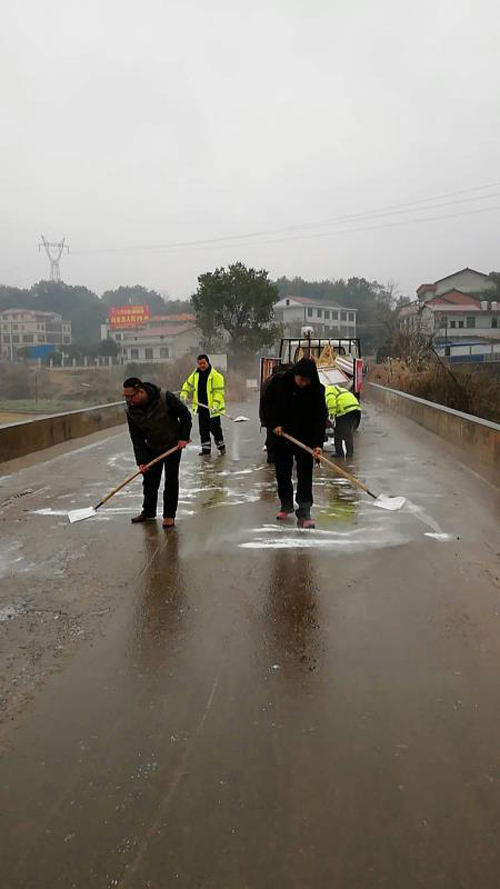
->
xmin=108 ymin=305 xmax=151 ymax=329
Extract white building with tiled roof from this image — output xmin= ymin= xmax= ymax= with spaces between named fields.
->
xmin=115 ymin=323 xmax=200 ymax=363
xmin=101 ymin=322 xmax=199 ymax=363
xmin=399 ymin=268 xmax=499 ymax=351
xmin=416 ymin=267 xmax=496 ymax=303
xmin=101 ymin=311 xmax=201 ymax=362
xmin=274 ymin=296 xmax=357 ymax=338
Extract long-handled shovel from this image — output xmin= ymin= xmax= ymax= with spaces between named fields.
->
xmin=281 ymin=432 xmax=406 ymax=511
xmin=174 ymin=388 xmax=249 ymax=422
xmin=67 ymin=444 xmax=181 ymax=524
xmin=196 ymin=402 xmax=249 ymax=423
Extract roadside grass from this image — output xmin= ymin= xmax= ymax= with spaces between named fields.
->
xmin=370 ymin=360 xmax=500 ymax=424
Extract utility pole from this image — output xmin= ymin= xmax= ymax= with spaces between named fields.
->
xmin=39 ymin=235 xmax=69 ymax=282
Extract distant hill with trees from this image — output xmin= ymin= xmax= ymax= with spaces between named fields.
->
xmin=0 ymin=282 xmax=192 ymax=348
xmin=0 ymin=272 xmax=407 ymax=356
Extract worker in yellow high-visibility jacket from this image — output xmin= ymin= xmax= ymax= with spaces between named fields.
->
xmin=181 ymin=354 xmax=226 ymax=455
xmin=325 ymin=385 xmax=360 ymax=458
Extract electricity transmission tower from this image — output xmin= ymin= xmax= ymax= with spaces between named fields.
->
xmin=39 ymin=235 xmax=69 ymax=282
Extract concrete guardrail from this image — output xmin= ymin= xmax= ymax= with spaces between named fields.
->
xmin=0 ymin=402 xmax=126 ymax=464
xmin=367 ymin=382 xmax=500 ymax=486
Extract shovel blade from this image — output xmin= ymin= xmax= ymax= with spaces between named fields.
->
xmin=373 ymin=494 xmax=406 ymax=512
xmin=68 ymin=507 xmax=97 ymax=524
xmin=233 ymin=416 xmax=249 ymax=423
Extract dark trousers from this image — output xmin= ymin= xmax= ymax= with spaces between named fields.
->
xmin=274 ymin=438 xmax=314 ymax=518
xmin=142 ymin=450 xmax=182 ymax=518
xmin=334 ymin=410 xmax=360 ymax=457
xmin=198 ymin=409 xmax=224 ymax=452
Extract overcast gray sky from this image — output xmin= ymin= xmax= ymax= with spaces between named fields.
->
xmin=1 ymin=0 xmax=499 ymax=300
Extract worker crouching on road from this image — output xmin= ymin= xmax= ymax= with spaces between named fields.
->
xmin=181 ymin=354 xmax=226 ymax=456
xmin=123 ymin=377 xmax=192 ymax=528
xmin=325 ymin=385 xmax=361 ymax=458
xmin=260 ymin=357 xmax=327 ymax=529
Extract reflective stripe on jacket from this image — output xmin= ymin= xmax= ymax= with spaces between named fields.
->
xmin=180 ymin=367 xmax=226 ymax=416
xmin=325 ymin=385 xmax=360 ymax=417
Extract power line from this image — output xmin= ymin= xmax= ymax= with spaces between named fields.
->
xmin=111 ymin=202 xmax=500 ymax=257
xmin=302 ymin=180 xmax=500 ymax=229
xmin=307 ymin=189 xmax=500 ymax=230
xmin=72 ymin=180 xmax=500 ymax=256
xmin=212 ymin=202 xmax=500 ymax=252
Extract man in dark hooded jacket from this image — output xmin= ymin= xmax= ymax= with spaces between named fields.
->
xmin=259 ymin=358 xmax=327 ymax=529
xmin=123 ymin=377 xmax=192 ymax=528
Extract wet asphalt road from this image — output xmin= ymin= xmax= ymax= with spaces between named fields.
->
xmin=0 ymin=398 xmax=499 ymax=888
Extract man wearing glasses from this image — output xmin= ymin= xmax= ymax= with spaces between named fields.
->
xmin=123 ymin=377 xmax=191 ymax=528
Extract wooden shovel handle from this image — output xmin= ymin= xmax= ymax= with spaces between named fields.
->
xmin=96 ymin=444 xmax=181 ymax=509
xmin=281 ymin=432 xmax=376 ymax=499
xmin=196 ymin=401 xmax=229 ymax=419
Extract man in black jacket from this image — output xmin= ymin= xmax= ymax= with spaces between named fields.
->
xmin=123 ymin=377 xmax=192 ymax=528
xmin=260 ymin=358 xmax=326 ymax=529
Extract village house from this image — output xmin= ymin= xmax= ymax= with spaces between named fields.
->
xmin=399 ymin=268 xmax=499 ymax=356
xmin=273 ymin=296 xmax=357 ymax=339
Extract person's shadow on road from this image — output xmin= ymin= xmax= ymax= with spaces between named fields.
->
xmin=263 ymin=549 xmax=324 ymax=682
xmin=131 ymin=525 xmax=188 ymax=676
